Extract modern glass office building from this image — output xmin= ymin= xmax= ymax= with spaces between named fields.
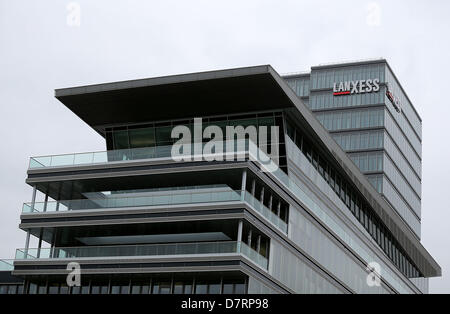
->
xmin=0 ymin=60 xmax=441 ymax=294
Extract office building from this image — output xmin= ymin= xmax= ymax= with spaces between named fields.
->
xmin=0 ymin=60 xmax=441 ymax=294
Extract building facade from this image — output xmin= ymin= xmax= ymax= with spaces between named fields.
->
xmin=0 ymin=61 xmax=441 ymax=294
xmin=284 ymin=59 xmax=422 ymax=238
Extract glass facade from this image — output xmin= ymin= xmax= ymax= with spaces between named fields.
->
xmin=285 ymin=140 xmax=423 ymax=293
xmin=10 ymin=274 xmax=248 ymax=295
xmin=287 ymin=199 xmax=390 ymax=294
xmin=385 ymin=67 xmax=422 ymax=140
xmin=309 ymin=63 xmax=386 ymax=90
xmin=316 ymin=107 xmax=385 ymax=132
xmin=106 ymin=114 xmax=279 ymax=149
xmin=309 ymin=87 xmax=385 ymax=110
xmin=284 ymin=60 xmax=422 ymax=239
xmin=286 ymin=75 xmax=310 ymax=97
xmin=270 ymin=239 xmax=344 ymax=294
xmin=0 ymin=284 xmax=23 ymax=294
xmin=285 ymin=119 xmax=421 ymax=279
xmin=103 ymin=112 xmax=287 ymax=173
xmin=332 ymin=130 xmax=384 ymax=151
xmin=348 ymin=151 xmax=384 ymax=173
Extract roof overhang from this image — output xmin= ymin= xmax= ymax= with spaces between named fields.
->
xmin=55 ymin=65 xmax=293 ymax=135
xmin=54 ymin=65 xmax=440 ymax=278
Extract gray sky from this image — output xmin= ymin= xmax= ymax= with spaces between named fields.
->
xmin=0 ymin=0 xmax=448 ymax=293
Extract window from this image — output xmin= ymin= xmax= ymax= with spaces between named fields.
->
xmin=129 ymin=127 xmax=156 ymax=148
xmin=111 ymin=285 xmax=120 ymax=294
xmin=319 ymin=158 xmax=326 ymax=177
xmin=154 ymin=281 xmax=170 ymax=294
xmin=173 ymin=282 xmax=184 ymax=294
xmin=335 ymin=175 xmax=341 ymax=195
xmin=195 ymin=282 xmax=208 ymax=294
xmin=91 ymin=285 xmax=101 ymax=294
xmin=234 ymin=282 xmax=246 ymax=294
xmin=208 ymin=282 xmax=221 ymax=294
xmin=113 ymin=130 xmax=129 ymax=150
xmin=48 ymin=284 xmax=59 ymax=294
xmin=38 ymin=284 xmax=47 ymax=294
xmin=155 ymin=126 xmax=173 ymax=145
xmin=131 ymin=285 xmax=141 ymax=294
xmin=28 ymin=283 xmax=37 ymax=294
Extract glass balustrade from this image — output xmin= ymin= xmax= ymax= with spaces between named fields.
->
xmin=29 ymin=140 xmax=251 ymax=169
xmin=22 ymin=190 xmax=288 ymax=234
xmin=15 ymin=241 xmax=268 ymax=270
xmin=243 ymin=193 xmax=288 ymax=233
xmin=240 ymin=243 xmax=268 ymax=270
xmin=0 ymin=260 xmax=14 ymax=271
xmin=22 ymin=189 xmax=242 ymax=213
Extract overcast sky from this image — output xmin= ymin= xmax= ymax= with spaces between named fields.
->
xmin=0 ymin=0 xmax=449 ymax=293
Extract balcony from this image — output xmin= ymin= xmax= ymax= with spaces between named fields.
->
xmin=22 ymin=188 xmax=288 ymax=234
xmin=15 ymin=241 xmax=268 ymax=270
xmin=28 ymin=140 xmax=254 ymax=169
xmin=29 ymin=146 xmax=176 ymax=169
xmin=22 ymin=187 xmax=241 ymax=213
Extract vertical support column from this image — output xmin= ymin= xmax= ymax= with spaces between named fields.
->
xmin=247 ymin=229 xmax=252 ymax=247
xmin=260 ymin=187 xmax=265 ymax=209
xmin=219 ymin=276 xmax=224 ymax=294
xmin=37 ymin=228 xmax=43 ymax=258
xmin=50 ymin=229 xmax=58 ymax=258
xmin=43 ymin=194 xmax=49 ymax=213
xmin=300 ymin=133 xmax=304 ymax=151
xmin=31 ymin=186 xmax=37 ymax=212
xmin=277 ymin=201 xmax=281 ymax=217
xmin=240 ymin=169 xmax=247 ymax=201
xmin=24 ymin=232 xmax=31 ymax=259
xmin=256 ymin=235 xmax=261 ymax=254
xmin=268 ymin=195 xmax=273 ymax=211
xmin=67 ymin=181 xmax=74 ymax=210
xmin=250 ymin=179 xmax=256 ymax=206
xmin=24 ymin=186 xmax=37 ymax=257
xmin=56 ymin=182 xmax=62 ymax=212
xmin=237 ymin=220 xmax=243 ymax=253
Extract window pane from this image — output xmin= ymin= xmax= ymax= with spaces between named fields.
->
xmin=113 ymin=130 xmax=129 ymax=150
xmin=222 ymin=283 xmax=233 ymax=294
xmin=208 ymin=283 xmax=221 ymax=294
xmin=129 ymin=127 xmax=156 ymax=148
xmin=158 ymin=282 xmax=171 ymax=294
xmin=195 ymin=282 xmax=207 ymax=294
xmin=183 ymin=284 xmax=192 ymax=294
xmin=120 ymin=285 xmax=129 ymax=294
xmin=234 ymin=282 xmax=246 ymax=294
xmin=173 ymin=282 xmax=184 ymax=294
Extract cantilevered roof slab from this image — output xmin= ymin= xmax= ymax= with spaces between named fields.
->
xmin=55 ymin=66 xmax=292 ymax=134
